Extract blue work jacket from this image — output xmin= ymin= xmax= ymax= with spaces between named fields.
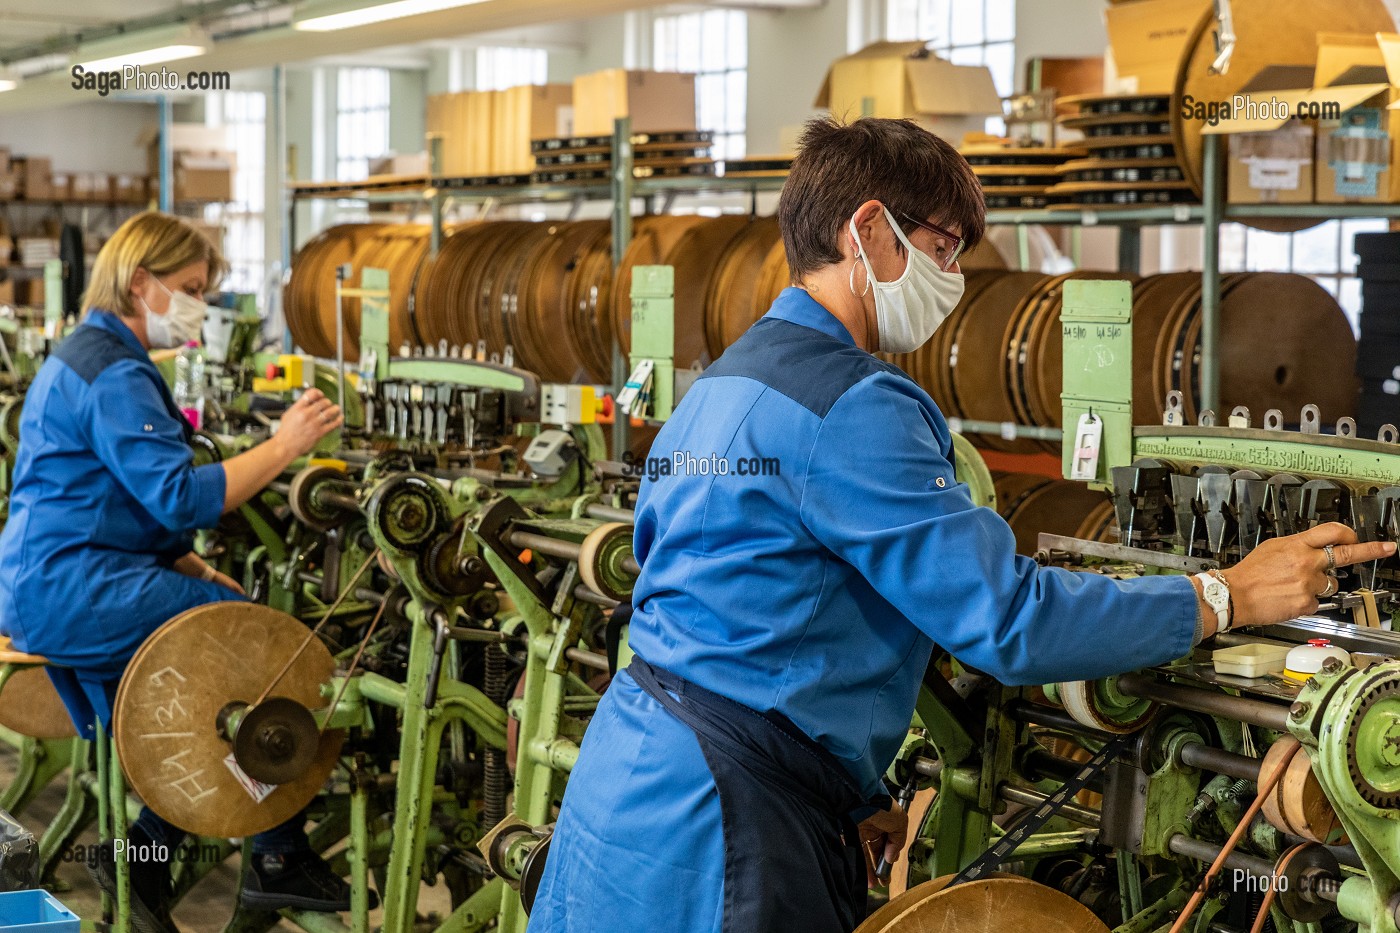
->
xmin=0 ymin=310 xmax=230 ymax=685
xmin=530 ymin=287 xmax=1198 ymax=932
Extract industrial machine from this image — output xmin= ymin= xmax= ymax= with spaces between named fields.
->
xmin=13 ymin=264 xmax=1400 ymax=933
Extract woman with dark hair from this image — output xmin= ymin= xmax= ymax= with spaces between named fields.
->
xmin=528 ymin=118 xmax=1388 ymax=932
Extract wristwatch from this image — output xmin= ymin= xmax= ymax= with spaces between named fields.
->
xmin=1193 ymin=571 xmax=1231 ymax=635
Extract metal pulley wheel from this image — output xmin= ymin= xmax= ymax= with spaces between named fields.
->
xmin=365 ymin=472 xmax=448 ymax=554
xmin=577 ymin=522 xmax=635 ymax=602
xmin=1058 ymin=678 xmax=1157 ymax=734
xmin=854 ymin=875 xmax=1110 ymax=933
xmin=288 ymin=464 xmax=354 ymax=532
xmin=114 ymin=602 xmax=344 ymax=838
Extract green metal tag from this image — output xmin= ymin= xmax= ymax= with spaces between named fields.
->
xmin=1060 ymin=279 xmax=1133 ymax=487
xmin=360 ymin=266 xmax=391 ymax=380
xmin=630 ymin=265 xmax=674 ymax=420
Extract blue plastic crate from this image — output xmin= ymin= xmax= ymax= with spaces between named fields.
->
xmin=0 ymin=890 xmax=79 ymax=933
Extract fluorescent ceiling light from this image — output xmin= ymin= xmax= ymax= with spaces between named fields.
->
xmin=294 ymin=0 xmax=489 ymax=32
xmin=0 ymin=69 xmax=18 ymax=93
xmin=73 ymin=24 xmax=208 ymax=71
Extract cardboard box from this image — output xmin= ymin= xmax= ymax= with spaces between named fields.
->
xmin=1202 ymin=65 xmax=1318 ymax=204
xmin=367 ymin=153 xmax=429 ymax=177
xmin=0 ymin=148 xmax=9 ymax=175
xmin=1103 ymin=0 xmax=1212 ymax=94
xmin=427 ymin=90 xmax=499 ymax=176
xmin=111 ymin=173 xmax=146 ymax=203
xmin=1311 ymin=33 xmax=1400 ymax=203
xmin=0 ymin=279 xmax=12 ymax=305
xmin=572 ymin=69 xmax=696 ymax=136
xmin=813 ymin=43 xmax=1003 ymax=146
xmin=12 ymin=157 xmax=53 ymax=200
xmin=0 ymin=173 xmax=15 ymax=201
xmin=173 ymin=151 xmax=235 ymax=202
xmin=49 ymin=172 xmax=72 ymax=200
xmin=495 ymin=84 xmax=573 ymax=174
xmin=140 ymin=123 xmax=232 ymax=176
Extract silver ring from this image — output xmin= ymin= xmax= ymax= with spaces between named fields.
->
xmin=1323 ymin=544 xmax=1336 ymax=573
xmin=1318 ymin=573 xmax=1339 ymax=599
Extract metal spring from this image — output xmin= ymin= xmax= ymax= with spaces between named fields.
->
xmin=482 ymin=643 xmax=508 ymax=831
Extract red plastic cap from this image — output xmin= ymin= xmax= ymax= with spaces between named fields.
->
xmin=1308 ymin=639 xmax=1331 ymax=646
xmin=265 ymin=362 xmax=281 ymax=380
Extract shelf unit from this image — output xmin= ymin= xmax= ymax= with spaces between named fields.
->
xmin=288 ymin=129 xmax=1400 ymax=453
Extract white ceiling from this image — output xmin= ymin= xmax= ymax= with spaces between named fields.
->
xmin=0 ymin=0 xmax=190 ymax=47
xmin=0 ymin=0 xmax=673 ymax=112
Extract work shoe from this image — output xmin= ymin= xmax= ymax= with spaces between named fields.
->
xmin=87 ymin=840 xmax=179 ymax=933
xmin=239 ymin=850 xmax=380 ymax=912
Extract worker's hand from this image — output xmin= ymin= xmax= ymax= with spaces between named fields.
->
xmin=274 ymin=389 xmax=343 ymax=459
xmin=859 ymin=801 xmax=908 ymax=888
xmin=1225 ymin=522 xmax=1395 ymax=627
xmin=209 ymin=569 xmax=245 ymax=596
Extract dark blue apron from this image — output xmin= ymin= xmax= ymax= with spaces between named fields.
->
xmin=627 ymin=655 xmax=878 ymax=933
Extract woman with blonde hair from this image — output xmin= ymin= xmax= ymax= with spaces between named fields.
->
xmin=0 ymin=212 xmax=359 ymax=930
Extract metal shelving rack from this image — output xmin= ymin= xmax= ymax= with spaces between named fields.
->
xmin=287 ymin=130 xmax=1400 ymax=450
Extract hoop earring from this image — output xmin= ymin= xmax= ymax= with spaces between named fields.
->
xmin=849 ymin=258 xmax=870 ymax=298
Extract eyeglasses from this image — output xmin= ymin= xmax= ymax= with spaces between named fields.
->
xmin=898 ymin=212 xmax=965 ymax=272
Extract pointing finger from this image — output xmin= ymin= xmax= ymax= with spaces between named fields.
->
xmin=1332 ymin=541 xmax=1397 ymax=568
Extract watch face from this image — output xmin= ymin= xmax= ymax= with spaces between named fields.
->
xmin=1204 ymin=581 xmax=1227 ymax=606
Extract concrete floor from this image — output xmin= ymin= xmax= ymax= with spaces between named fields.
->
xmin=0 ymin=744 xmax=457 ymax=932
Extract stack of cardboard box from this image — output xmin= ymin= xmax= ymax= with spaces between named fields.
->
xmin=141 ymin=123 xmax=236 ymax=202
xmin=427 ymin=83 xmax=573 ymax=178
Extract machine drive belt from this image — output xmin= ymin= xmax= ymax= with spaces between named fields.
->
xmin=947 ymin=731 xmax=1135 ymax=887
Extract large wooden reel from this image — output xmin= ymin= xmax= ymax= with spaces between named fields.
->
xmin=114 ymin=603 xmax=343 ymax=839
xmin=856 ymin=875 xmax=1110 ymax=933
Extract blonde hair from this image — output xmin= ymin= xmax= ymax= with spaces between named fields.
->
xmin=82 ymin=211 xmax=227 ymax=318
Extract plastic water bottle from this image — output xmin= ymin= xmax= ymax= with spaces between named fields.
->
xmin=173 ymin=341 xmax=205 ymax=430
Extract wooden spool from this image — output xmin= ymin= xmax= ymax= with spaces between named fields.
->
xmin=855 ymin=876 xmax=1109 ymax=933
xmin=1002 ymin=479 xmax=1114 ymax=556
xmin=284 ymin=223 xmax=386 ymax=359
xmin=705 ymin=216 xmax=783 ymax=358
xmin=1261 ymin=736 xmax=1341 ymax=844
xmin=114 ymin=602 xmax=344 ymax=839
xmin=1173 ymin=0 xmax=1394 ymax=232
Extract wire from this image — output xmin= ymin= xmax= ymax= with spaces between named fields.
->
xmin=1250 ymin=845 xmax=1307 ymax=933
xmin=318 ymin=586 xmax=394 ymax=735
xmin=254 ymin=548 xmax=379 ymax=707
xmin=1168 ymin=741 xmax=1302 ymax=933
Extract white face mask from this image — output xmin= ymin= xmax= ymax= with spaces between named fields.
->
xmin=850 ymin=206 xmax=966 ymax=354
xmin=139 ymin=273 xmax=209 ymax=349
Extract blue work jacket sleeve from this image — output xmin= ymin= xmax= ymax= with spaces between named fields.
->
xmin=83 ymin=361 xmax=227 ymax=533
xmin=798 ymin=372 xmax=1198 ymax=687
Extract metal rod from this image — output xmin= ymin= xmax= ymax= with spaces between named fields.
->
xmin=622 ymin=555 xmax=640 ymax=575
xmin=1200 ymin=132 xmax=1223 ymax=413
xmin=1116 ymin=673 xmax=1290 ymax=731
xmin=503 ymin=530 xmax=580 ymax=562
xmin=1007 ymin=699 xmax=1117 ymax=741
xmin=565 ymin=648 xmax=609 ymax=672
xmin=335 ymin=264 xmax=348 ymax=413
xmin=1167 ymin=833 xmax=1273 ymax=880
xmin=573 ymin=585 xmax=619 ymax=609
xmin=585 ymin=504 xmax=635 ymax=523
xmin=1179 ymin=742 xmax=1261 ymax=782
xmin=999 ymin=785 xmax=1102 ymax=828
xmin=445 ymin=626 xmax=510 ymax=644
xmin=318 ymin=489 xmax=360 ymax=513
xmin=610 ymin=116 xmax=633 ymax=460
xmin=1021 ymin=748 xmax=1107 ymax=791
xmin=428 ymin=134 xmax=444 ymax=259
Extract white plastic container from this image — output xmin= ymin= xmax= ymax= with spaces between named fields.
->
xmin=1212 ymin=643 xmax=1291 ymax=678
xmin=1283 ymin=639 xmax=1350 ymax=682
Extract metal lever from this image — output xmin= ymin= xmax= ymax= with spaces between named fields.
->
xmin=425 ymin=612 xmax=451 ymax=710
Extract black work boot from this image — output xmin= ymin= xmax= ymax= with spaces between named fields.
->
xmin=88 ymin=839 xmax=179 ymax=933
xmin=239 ymin=850 xmax=379 ymax=912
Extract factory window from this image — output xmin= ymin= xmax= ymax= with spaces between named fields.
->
xmin=206 ymin=90 xmax=266 ymax=296
xmin=476 ymin=47 xmax=548 ymax=90
xmin=335 ymin=67 xmax=391 ymax=182
xmin=653 ymin=9 xmax=747 ymax=161
xmin=1219 ymin=219 xmax=1386 ymax=330
xmin=886 ymin=0 xmax=1014 ymax=131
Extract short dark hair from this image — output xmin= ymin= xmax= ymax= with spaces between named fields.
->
xmin=777 ymin=117 xmax=985 ymax=279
